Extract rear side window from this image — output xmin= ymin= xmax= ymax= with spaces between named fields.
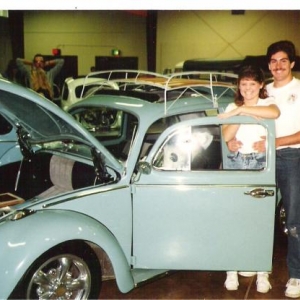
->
xmin=75 ymin=85 xmax=103 ymax=98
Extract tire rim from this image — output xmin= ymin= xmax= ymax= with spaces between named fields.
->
xmin=27 ymin=254 xmax=91 ymax=299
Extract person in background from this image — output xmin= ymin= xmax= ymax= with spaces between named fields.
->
xmin=219 ymin=64 xmax=280 ymax=293
xmin=16 ymin=54 xmax=64 ymax=100
xmin=227 ymin=40 xmax=300 ymax=299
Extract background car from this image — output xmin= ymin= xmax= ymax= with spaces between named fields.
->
xmin=60 ymin=75 xmax=119 ymax=110
xmin=60 ymin=70 xmax=169 ymax=110
xmin=0 ymin=73 xmax=277 ymax=300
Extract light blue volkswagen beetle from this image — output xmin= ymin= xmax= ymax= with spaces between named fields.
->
xmin=0 ymin=73 xmax=277 ymax=299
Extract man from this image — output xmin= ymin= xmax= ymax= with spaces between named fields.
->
xmin=267 ymin=40 xmax=300 ymax=299
xmin=16 ymin=54 xmax=64 ymax=100
xmin=228 ymin=40 xmax=300 ymax=298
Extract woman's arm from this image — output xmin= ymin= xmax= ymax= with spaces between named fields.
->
xmin=222 ymin=124 xmax=240 ymax=142
xmin=219 ymin=104 xmax=280 ymax=120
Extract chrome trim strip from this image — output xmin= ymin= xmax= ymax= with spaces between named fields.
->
xmin=42 ymin=185 xmax=129 ymax=208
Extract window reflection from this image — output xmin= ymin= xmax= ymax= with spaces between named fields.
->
xmin=153 ymin=125 xmax=221 ymax=171
xmin=153 ymin=123 xmax=267 ymax=171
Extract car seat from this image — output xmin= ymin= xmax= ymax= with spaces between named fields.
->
xmin=37 ymin=155 xmax=74 ymax=199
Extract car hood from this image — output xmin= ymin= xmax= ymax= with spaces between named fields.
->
xmin=0 ymin=79 xmax=123 ymax=173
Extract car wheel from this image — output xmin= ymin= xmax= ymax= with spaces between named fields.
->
xmin=11 ymin=242 xmax=102 ymax=299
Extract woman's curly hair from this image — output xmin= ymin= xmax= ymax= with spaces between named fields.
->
xmin=234 ymin=65 xmax=268 ymax=106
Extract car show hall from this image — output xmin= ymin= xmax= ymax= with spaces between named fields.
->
xmin=0 ymin=8 xmax=300 ymax=300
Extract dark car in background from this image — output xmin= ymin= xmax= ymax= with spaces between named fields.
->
xmin=182 ymin=55 xmax=300 ymax=80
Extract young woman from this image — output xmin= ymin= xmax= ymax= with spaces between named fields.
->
xmin=219 ymin=65 xmax=280 ymax=170
xmin=218 ymin=65 xmax=280 ymax=293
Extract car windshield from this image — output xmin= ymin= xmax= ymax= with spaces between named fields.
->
xmin=0 ymin=90 xmax=89 ymax=144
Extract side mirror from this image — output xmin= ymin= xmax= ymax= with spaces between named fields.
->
xmin=137 ymin=161 xmax=151 ymax=175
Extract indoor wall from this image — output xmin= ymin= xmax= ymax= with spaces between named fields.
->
xmin=20 ymin=10 xmax=300 ymax=75
xmin=22 ymin=10 xmax=147 ymax=75
xmin=156 ymin=10 xmax=300 ymax=73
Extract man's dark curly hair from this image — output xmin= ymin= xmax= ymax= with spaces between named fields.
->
xmin=266 ymin=40 xmax=296 ymax=63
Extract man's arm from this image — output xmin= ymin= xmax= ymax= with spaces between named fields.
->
xmin=47 ymin=58 xmax=64 ymax=79
xmin=253 ymin=132 xmax=300 ymax=151
xmin=15 ymin=58 xmax=31 ymax=75
xmin=253 ymin=137 xmax=266 ymax=152
xmin=276 ymin=132 xmax=300 ymax=148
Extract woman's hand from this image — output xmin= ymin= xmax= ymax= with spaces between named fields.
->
xmin=227 ymin=138 xmax=243 ymax=152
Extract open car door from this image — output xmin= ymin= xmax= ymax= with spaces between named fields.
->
xmin=132 ymin=116 xmax=276 ymax=272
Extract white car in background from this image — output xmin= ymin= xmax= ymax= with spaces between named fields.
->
xmin=61 ymin=70 xmax=171 ymax=110
xmin=61 ymin=70 xmax=237 ymax=111
xmin=60 ymin=76 xmax=119 ymax=110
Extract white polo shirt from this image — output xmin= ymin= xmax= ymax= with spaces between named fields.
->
xmin=267 ymin=77 xmax=300 ymax=149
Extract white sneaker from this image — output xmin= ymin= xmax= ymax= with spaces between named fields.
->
xmin=256 ymin=272 xmax=272 ymax=293
xmin=238 ymin=271 xmax=256 ymax=277
xmin=224 ymin=271 xmax=239 ymax=291
xmin=285 ymin=278 xmax=300 ymax=298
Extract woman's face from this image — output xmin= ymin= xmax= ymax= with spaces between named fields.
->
xmin=239 ymin=78 xmax=262 ymax=103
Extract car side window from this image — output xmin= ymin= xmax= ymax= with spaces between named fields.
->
xmin=140 ymin=112 xmax=206 ymax=160
xmin=222 ymin=123 xmax=267 ymax=171
xmin=152 ymin=123 xmax=268 ymax=171
xmin=75 ymin=85 xmax=103 ymax=98
xmin=153 ymin=125 xmax=222 ymax=171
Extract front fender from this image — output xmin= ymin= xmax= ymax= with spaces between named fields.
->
xmin=0 ymin=209 xmax=134 ymax=298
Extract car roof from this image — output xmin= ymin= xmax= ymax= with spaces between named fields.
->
xmin=82 ymin=70 xmax=237 ymax=89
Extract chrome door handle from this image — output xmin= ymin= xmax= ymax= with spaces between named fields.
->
xmin=244 ymin=188 xmax=274 ymax=198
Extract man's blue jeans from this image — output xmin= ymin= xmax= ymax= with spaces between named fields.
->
xmin=277 ymin=148 xmax=300 ymax=279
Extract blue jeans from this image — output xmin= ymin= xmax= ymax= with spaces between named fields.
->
xmin=277 ymin=148 xmax=300 ymax=279
xmin=225 ymin=152 xmax=266 ymax=170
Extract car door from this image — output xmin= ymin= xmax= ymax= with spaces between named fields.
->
xmin=132 ymin=116 xmax=276 ymax=272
